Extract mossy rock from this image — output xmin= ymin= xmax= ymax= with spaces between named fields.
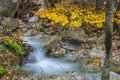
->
xmin=0 ymin=66 xmax=7 ymax=77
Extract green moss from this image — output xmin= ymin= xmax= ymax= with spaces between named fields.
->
xmin=0 ymin=66 xmax=7 ymax=77
xmin=4 ymin=41 xmax=24 ymax=56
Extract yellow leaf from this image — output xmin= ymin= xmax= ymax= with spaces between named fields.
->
xmin=117 ymin=67 xmax=120 ymax=71
xmin=113 ymin=61 xmax=118 ymax=65
xmin=20 ymin=38 xmax=25 ymax=41
xmin=12 ymin=33 xmax=17 ymax=37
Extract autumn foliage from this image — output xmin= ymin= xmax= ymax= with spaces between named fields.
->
xmin=36 ymin=2 xmax=120 ymax=28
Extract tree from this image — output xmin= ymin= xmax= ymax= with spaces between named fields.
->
xmin=101 ymin=0 xmax=114 ymax=80
xmin=0 ymin=0 xmax=20 ymax=18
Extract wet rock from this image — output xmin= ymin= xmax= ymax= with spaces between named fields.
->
xmin=50 ymin=48 xmax=66 ymax=58
xmin=23 ymin=44 xmax=34 ymax=56
xmin=44 ymin=35 xmax=59 ymax=54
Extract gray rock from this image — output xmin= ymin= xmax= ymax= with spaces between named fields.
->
xmin=62 ymin=41 xmax=80 ymax=50
xmin=29 ymin=15 xmax=39 ymax=23
xmin=1 ymin=17 xmax=19 ymax=31
xmin=89 ymin=47 xmax=105 ymax=58
xmin=61 ymin=28 xmax=86 ymax=42
xmin=110 ymin=71 xmax=120 ymax=80
xmin=24 ymin=29 xmax=38 ymax=36
xmin=95 ymin=71 xmax=120 ymax=80
xmin=44 ymin=35 xmax=59 ymax=54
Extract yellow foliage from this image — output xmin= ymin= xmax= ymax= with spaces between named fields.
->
xmin=35 ymin=3 xmax=119 ymax=28
xmin=12 ymin=33 xmax=17 ymax=37
xmin=114 ymin=11 xmax=120 ymax=24
xmin=118 ymin=67 xmax=120 ymax=71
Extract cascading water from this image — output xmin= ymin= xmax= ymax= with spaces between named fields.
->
xmin=22 ymin=36 xmax=101 ymax=79
xmin=22 ymin=36 xmax=82 ymax=76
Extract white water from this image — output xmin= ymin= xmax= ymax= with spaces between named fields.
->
xmin=22 ymin=37 xmax=82 ymax=77
xmin=22 ymin=36 xmax=101 ymax=80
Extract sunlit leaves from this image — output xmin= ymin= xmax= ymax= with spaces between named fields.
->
xmin=35 ymin=4 xmax=107 ymax=28
xmin=114 ymin=11 xmax=120 ymax=24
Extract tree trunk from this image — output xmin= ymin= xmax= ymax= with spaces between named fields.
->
xmin=101 ymin=0 xmax=114 ymax=80
xmin=95 ymin=0 xmax=103 ymax=10
xmin=0 ymin=0 xmax=20 ymax=18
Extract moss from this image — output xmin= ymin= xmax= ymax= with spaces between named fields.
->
xmin=0 ymin=66 xmax=7 ymax=77
xmin=4 ymin=41 xmax=24 ymax=56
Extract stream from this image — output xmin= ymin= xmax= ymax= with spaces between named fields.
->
xmin=22 ymin=36 xmax=100 ymax=79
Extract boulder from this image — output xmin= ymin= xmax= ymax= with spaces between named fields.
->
xmin=44 ymin=35 xmax=59 ymax=54
xmin=61 ymin=28 xmax=86 ymax=42
xmin=110 ymin=71 xmax=120 ymax=80
xmin=0 ymin=17 xmax=19 ymax=31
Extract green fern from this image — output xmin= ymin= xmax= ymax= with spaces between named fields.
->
xmin=4 ymin=41 xmax=24 ymax=56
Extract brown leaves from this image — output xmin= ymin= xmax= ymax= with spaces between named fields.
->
xmin=87 ymin=57 xmax=102 ymax=67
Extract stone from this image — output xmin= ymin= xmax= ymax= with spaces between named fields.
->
xmin=89 ymin=47 xmax=105 ymax=58
xmin=0 ymin=0 xmax=20 ymax=17
xmin=61 ymin=28 xmax=86 ymax=42
xmin=83 ymin=64 xmax=101 ymax=72
xmin=44 ymin=35 xmax=59 ymax=54
xmin=69 ymin=47 xmax=105 ymax=72
xmin=62 ymin=41 xmax=80 ymax=50
xmin=29 ymin=15 xmax=39 ymax=23
xmin=24 ymin=29 xmax=38 ymax=36
xmin=110 ymin=71 xmax=120 ymax=80
xmin=50 ymin=48 xmax=66 ymax=58
xmin=0 ymin=17 xmax=19 ymax=31
xmin=23 ymin=44 xmax=34 ymax=56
